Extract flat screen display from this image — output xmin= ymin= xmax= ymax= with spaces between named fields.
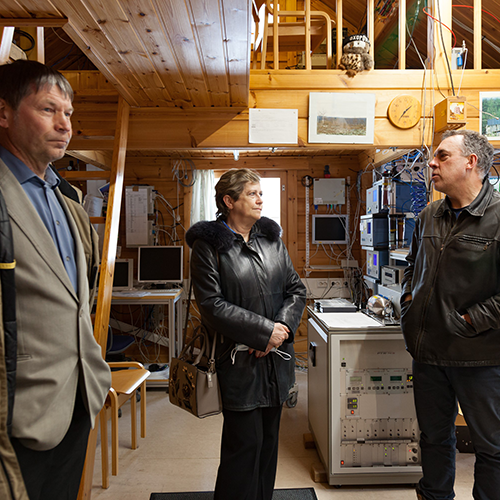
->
xmin=112 ymin=259 xmax=134 ymax=290
xmin=312 ymin=214 xmax=349 ymax=245
xmin=137 ymin=246 xmax=183 ymax=284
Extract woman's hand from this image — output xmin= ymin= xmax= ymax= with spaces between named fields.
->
xmin=249 ymin=323 xmax=290 ymax=358
xmin=269 ymin=322 xmax=289 ymax=348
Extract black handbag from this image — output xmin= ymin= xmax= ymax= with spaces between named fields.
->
xmin=168 ymin=283 xmax=222 ymax=418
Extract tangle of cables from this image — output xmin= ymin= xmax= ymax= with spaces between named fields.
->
xmin=171 ymin=156 xmax=196 ymax=188
xmin=378 ymin=149 xmax=430 ymax=219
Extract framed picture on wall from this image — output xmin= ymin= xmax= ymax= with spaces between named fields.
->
xmin=480 ymin=92 xmax=500 ymax=139
xmin=308 ymin=92 xmax=376 ymax=144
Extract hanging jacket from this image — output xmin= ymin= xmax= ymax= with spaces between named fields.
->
xmin=0 ymin=188 xmax=27 ymax=500
xmin=186 ymin=217 xmax=306 ymax=410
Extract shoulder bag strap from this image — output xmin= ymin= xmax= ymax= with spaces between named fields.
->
xmin=182 ymin=279 xmax=193 ymax=345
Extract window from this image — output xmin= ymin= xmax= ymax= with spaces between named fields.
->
xmin=260 ymin=177 xmax=281 ymax=226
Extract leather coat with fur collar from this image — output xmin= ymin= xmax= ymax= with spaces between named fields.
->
xmin=186 ymin=217 xmax=306 ymax=410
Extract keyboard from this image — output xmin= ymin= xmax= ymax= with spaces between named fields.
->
xmin=143 ymin=289 xmax=179 ymax=295
xmin=112 ymin=288 xmax=181 ymax=297
xmin=111 ymin=290 xmax=143 ymax=297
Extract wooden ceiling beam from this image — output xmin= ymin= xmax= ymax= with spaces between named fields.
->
xmin=358 ymin=148 xmax=413 ymax=170
xmin=65 ymin=150 xmax=113 ymax=170
xmin=0 ymin=18 xmax=68 ymax=28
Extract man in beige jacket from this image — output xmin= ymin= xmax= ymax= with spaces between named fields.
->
xmin=0 ymin=59 xmax=111 ymax=500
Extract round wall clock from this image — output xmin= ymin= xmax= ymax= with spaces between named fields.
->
xmin=387 ymin=95 xmax=422 ymax=129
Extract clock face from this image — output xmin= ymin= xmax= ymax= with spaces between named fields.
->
xmin=387 ymin=95 xmax=422 ymax=129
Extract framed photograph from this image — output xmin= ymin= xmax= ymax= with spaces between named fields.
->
xmin=308 ymin=92 xmax=375 ymax=144
xmin=480 ymin=92 xmax=500 ymax=139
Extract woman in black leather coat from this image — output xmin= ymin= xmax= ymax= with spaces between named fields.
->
xmin=186 ymin=168 xmax=306 ymax=500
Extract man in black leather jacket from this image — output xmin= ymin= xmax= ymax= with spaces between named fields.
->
xmin=400 ymin=130 xmax=500 ymax=500
xmin=186 ymin=169 xmax=306 ymax=500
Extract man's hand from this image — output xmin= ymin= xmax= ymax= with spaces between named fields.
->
xmin=403 ymin=294 xmax=412 ymax=302
xmin=462 ymin=313 xmax=472 ymax=325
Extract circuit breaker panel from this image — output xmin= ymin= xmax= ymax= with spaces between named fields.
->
xmin=125 ymin=185 xmax=155 ymax=247
xmin=307 ymin=311 xmax=422 ymax=486
xmin=339 ymin=340 xmax=420 ymax=469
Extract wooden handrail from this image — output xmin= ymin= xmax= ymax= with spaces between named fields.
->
xmin=262 ymin=0 xmax=332 ymax=69
xmin=255 ymin=0 xmax=494 ymax=72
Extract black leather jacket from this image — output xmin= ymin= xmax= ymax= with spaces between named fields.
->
xmin=401 ymin=180 xmax=500 ymax=366
xmin=186 ymin=217 xmax=306 ymax=410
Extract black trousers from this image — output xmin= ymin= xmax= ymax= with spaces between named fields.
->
xmin=11 ymin=386 xmax=91 ymax=500
xmin=214 ymin=405 xmax=283 ymax=500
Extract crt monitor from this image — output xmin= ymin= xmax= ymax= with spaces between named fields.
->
xmin=137 ymin=246 xmax=183 ymax=285
xmin=112 ymin=259 xmax=134 ymax=290
xmin=312 ymin=214 xmax=349 ymax=245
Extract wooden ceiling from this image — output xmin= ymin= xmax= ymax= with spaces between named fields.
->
xmin=7 ymin=1 xmax=500 ymax=102
xmin=3 ymin=1 xmax=500 ymax=163
xmin=2 ymin=0 xmax=251 ymax=109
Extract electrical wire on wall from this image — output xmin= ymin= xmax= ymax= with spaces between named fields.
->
xmin=153 ymin=191 xmax=185 ymax=246
xmin=172 ymin=156 xmax=196 ymax=187
xmin=109 ymin=304 xmax=164 ymax=364
xmin=423 ymin=5 xmax=457 ymax=101
xmin=379 ymin=149 xmax=431 ymax=217
xmin=13 ymin=29 xmax=35 ymax=54
xmin=302 ymin=175 xmax=313 ymax=277
xmin=452 ymin=4 xmax=500 ymax=66
xmin=392 ymin=0 xmax=425 ymax=69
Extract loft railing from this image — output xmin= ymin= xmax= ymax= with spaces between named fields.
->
xmin=252 ymin=0 xmax=492 ymax=71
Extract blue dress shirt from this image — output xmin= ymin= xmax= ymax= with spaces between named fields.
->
xmin=0 ymin=146 xmax=78 ymax=294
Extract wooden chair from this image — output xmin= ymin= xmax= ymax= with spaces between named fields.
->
xmin=253 ymin=0 xmax=333 ymax=69
xmin=100 ymin=361 xmax=150 ymax=488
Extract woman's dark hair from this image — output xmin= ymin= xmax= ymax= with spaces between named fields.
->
xmin=215 ymin=168 xmax=261 ymax=218
xmin=0 ymin=59 xmax=73 ymax=110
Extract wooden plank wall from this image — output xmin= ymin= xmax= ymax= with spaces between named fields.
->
xmin=55 ymin=153 xmax=368 ymax=359
xmin=53 ymin=154 xmax=368 ymax=277
xmin=69 ymin=155 xmax=365 ymax=278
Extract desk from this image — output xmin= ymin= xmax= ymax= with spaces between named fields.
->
xmin=109 ymin=289 xmax=183 ymax=368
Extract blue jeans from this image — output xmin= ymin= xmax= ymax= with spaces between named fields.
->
xmin=413 ymin=361 xmax=500 ymax=500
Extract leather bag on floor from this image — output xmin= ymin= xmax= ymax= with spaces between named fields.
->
xmin=168 ymin=325 xmax=221 ymax=418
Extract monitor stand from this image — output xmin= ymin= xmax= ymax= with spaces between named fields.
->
xmin=150 ymin=284 xmax=167 ymax=290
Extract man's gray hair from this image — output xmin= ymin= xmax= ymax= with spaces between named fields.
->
xmin=442 ymin=129 xmax=494 ymax=179
xmin=0 ymin=59 xmax=73 ymax=111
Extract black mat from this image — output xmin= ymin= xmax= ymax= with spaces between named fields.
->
xmin=150 ymin=488 xmax=318 ymax=500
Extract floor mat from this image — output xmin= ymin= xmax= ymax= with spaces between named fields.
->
xmin=150 ymin=488 xmax=318 ymax=500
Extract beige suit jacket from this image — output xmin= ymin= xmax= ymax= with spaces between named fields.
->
xmin=0 ymin=159 xmax=111 ymax=451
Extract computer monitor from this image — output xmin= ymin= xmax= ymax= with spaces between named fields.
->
xmin=112 ymin=259 xmax=134 ymax=290
xmin=311 ymin=214 xmax=349 ymax=245
xmin=137 ymin=246 xmax=183 ymax=285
